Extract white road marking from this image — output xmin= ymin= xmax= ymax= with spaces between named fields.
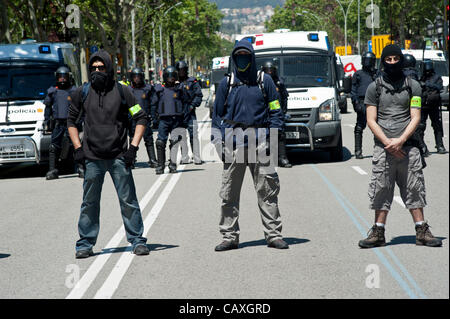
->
xmin=394 ymin=196 xmax=406 ymax=208
xmin=352 ymin=166 xmax=368 ymax=175
xmin=65 ymin=173 xmax=169 ymax=299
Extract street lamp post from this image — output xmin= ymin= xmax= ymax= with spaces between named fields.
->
xmin=336 ymin=0 xmax=356 ymax=56
xmin=158 ymin=2 xmax=182 ymax=81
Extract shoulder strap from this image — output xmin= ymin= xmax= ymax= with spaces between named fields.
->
xmin=75 ymin=82 xmax=90 ymax=125
xmin=257 ymin=70 xmax=268 ymax=105
xmin=405 ymin=76 xmax=412 ymax=99
xmin=375 ymin=77 xmax=383 ymax=107
xmin=116 ymin=82 xmax=127 ymax=108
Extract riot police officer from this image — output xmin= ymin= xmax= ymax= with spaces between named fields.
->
xmin=44 ymin=66 xmax=80 ymax=180
xmin=152 ymin=66 xmax=186 ymax=174
xmin=403 ymin=54 xmax=419 ymax=81
xmin=129 ymin=67 xmax=158 ymax=167
xmin=262 ymin=61 xmax=291 ymax=168
xmin=418 ymin=60 xmax=446 ymax=155
xmin=176 ymin=61 xmax=203 ymax=165
xmin=350 ymin=51 xmax=377 ymax=159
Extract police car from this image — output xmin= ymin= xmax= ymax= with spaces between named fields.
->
xmin=235 ymin=29 xmax=346 ymax=161
xmin=0 ymin=40 xmax=81 ymax=166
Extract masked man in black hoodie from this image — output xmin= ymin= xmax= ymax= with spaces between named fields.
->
xmin=359 ymin=44 xmax=441 ymax=249
xmin=67 ymin=50 xmax=150 ymax=258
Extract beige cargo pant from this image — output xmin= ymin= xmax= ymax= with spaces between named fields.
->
xmin=219 ymin=145 xmax=283 ymax=244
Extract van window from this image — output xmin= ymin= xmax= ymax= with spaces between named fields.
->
xmin=283 ymin=55 xmax=331 ymax=87
xmin=255 ymin=55 xmax=331 ymax=88
xmin=0 ymin=66 xmax=56 ymax=100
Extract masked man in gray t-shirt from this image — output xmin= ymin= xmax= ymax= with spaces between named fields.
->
xmin=358 ymin=44 xmax=442 ymax=248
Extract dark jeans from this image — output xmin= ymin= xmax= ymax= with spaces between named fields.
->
xmin=76 ymin=158 xmax=147 ymax=251
xmin=51 ymin=120 xmax=69 ymax=150
xmin=355 ymin=98 xmax=367 ymax=131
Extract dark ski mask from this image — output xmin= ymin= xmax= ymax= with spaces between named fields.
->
xmin=235 ymin=54 xmax=252 ymax=73
xmin=91 ymin=71 xmax=108 ymax=91
xmin=380 ymin=44 xmax=404 ymax=82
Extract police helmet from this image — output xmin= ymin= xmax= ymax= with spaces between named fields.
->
xmin=361 ymin=52 xmax=376 ymax=69
xmin=130 ymin=67 xmax=144 ymax=85
xmin=423 ymin=60 xmax=434 ymax=73
xmin=55 ymin=66 xmax=70 ymax=79
xmin=175 ymin=61 xmax=188 ymax=79
xmin=262 ymin=61 xmax=278 ymax=78
xmin=163 ymin=66 xmax=178 ymax=85
xmin=403 ymin=54 xmax=416 ymax=68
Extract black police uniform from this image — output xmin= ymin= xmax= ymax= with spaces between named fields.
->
xmin=44 ymin=84 xmax=77 ymax=179
xmin=273 ymin=77 xmax=291 ymax=167
xmin=418 ymin=69 xmax=446 ymax=154
xmin=179 ymin=76 xmax=203 ymax=164
xmin=152 ymin=82 xmax=186 ymax=174
xmin=130 ymin=83 xmax=158 ymax=167
xmin=351 ymin=67 xmax=376 ymax=158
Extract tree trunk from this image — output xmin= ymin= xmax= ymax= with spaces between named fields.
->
xmin=0 ymin=2 xmax=12 ymax=43
xmin=79 ymin=15 xmax=88 ymax=83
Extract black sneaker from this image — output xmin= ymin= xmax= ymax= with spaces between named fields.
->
xmin=268 ymin=238 xmax=289 ymax=249
xmin=75 ymin=249 xmax=94 ymax=259
xmin=214 ymin=240 xmax=239 ymax=252
xmin=133 ymin=244 xmax=150 ymax=255
xmin=46 ymin=169 xmax=59 ymax=180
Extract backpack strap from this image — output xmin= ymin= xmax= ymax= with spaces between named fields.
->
xmin=257 ymin=70 xmax=268 ymax=106
xmin=116 ymin=82 xmax=127 ymax=109
xmin=75 ymin=82 xmax=90 ymax=125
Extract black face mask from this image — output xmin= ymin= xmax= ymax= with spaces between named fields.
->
xmin=91 ymin=71 xmax=108 ymax=91
xmin=382 ymin=61 xmax=404 ymax=82
xmin=235 ymin=54 xmax=252 ymax=73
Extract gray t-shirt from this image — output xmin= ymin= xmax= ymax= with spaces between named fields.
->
xmin=364 ymin=77 xmax=422 ymax=142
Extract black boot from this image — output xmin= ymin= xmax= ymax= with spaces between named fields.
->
xmin=354 ymin=128 xmax=363 ymax=159
xmin=46 ymin=145 xmax=59 ymax=180
xmin=168 ymin=139 xmax=178 ymax=173
xmin=145 ymin=142 xmax=158 ymax=168
xmin=155 ymin=140 xmax=166 ymax=175
xmin=435 ymin=131 xmax=447 ymax=154
xmin=278 ymin=133 xmax=291 ymax=168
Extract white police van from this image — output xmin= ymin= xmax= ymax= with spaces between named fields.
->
xmin=207 ymin=56 xmax=230 ymax=118
xmin=0 ymin=40 xmax=81 ymax=166
xmin=235 ymin=29 xmax=346 ymax=161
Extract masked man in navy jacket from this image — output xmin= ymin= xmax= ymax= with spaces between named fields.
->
xmin=211 ymin=39 xmax=289 ymax=251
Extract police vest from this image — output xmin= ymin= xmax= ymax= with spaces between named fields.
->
xmin=155 ymin=85 xmax=184 ymax=117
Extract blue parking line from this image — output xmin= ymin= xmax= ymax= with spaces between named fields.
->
xmin=311 ymin=164 xmax=426 ymax=299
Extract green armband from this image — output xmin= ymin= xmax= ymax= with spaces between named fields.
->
xmin=410 ymin=96 xmax=421 ymax=108
xmin=129 ymin=104 xmax=142 ymax=116
xmin=269 ymin=100 xmax=281 ymax=110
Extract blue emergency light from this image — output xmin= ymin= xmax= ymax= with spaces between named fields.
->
xmin=39 ymin=45 xmax=51 ymax=54
xmin=308 ymin=33 xmax=319 ymax=41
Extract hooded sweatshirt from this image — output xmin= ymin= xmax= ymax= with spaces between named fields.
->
xmin=67 ymin=50 xmax=147 ymax=160
xmin=212 ymin=39 xmax=284 ymax=143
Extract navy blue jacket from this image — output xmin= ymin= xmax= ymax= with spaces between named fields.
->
xmin=274 ymin=78 xmax=289 ymax=114
xmin=44 ymin=85 xmax=76 ymax=120
xmin=180 ymin=76 xmax=203 ymax=112
xmin=212 ymin=39 xmax=284 ymax=142
xmin=131 ymin=83 xmax=155 ymax=120
xmin=351 ymin=68 xmax=376 ymax=103
xmin=403 ymin=68 xmax=419 ymax=81
xmin=152 ymin=84 xmax=185 ymax=117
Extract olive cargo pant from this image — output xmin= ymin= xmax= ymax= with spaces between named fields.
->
xmin=219 ymin=146 xmax=283 ymax=243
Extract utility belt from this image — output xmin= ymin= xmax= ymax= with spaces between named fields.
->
xmin=223 ymin=119 xmax=268 ymax=130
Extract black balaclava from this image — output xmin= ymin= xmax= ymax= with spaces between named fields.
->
xmin=89 ymin=50 xmax=114 ymax=92
xmin=380 ymin=44 xmax=405 ymax=83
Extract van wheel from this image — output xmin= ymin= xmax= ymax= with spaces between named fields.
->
xmin=329 ymin=129 xmax=343 ymax=162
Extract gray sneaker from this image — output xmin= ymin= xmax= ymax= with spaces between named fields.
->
xmin=415 ymin=222 xmax=442 ymax=247
xmin=214 ymin=240 xmax=239 ymax=252
xmin=359 ymin=225 xmax=386 ymax=248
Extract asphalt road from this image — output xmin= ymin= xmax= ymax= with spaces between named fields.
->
xmin=0 ymin=91 xmax=448 ymax=300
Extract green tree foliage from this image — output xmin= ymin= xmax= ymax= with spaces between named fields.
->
xmin=265 ymin=0 xmax=443 ymax=53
